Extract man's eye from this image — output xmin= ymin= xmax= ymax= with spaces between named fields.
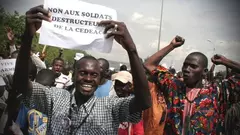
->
xmin=79 ymin=71 xmax=86 ymax=76
xmin=92 ymin=73 xmax=98 ymax=78
xmin=191 ymin=65 xmax=198 ymax=69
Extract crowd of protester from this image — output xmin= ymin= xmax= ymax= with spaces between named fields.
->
xmin=0 ymin=5 xmax=240 ymax=135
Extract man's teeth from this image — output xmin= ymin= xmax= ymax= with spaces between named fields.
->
xmin=82 ymin=84 xmax=93 ymax=88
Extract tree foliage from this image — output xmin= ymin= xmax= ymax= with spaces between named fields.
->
xmin=0 ymin=7 xmax=25 ymax=56
xmin=0 ymin=7 xmax=89 ymax=65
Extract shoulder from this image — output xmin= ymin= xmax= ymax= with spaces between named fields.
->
xmin=56 ymin=74 xmax=71 ymax=81
xmin=107 ymin=80 xmax=113 ymax=84
xmin=96 ymin=96 xmax=133 ymax=107
xmin=32 ymin=82 xmax=70 ymax=96
xmin=50 ymin=87 xmax=70 ymax=94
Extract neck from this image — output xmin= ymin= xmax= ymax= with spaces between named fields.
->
xmin=74 ymin=91 xmax=92 ymax=107
xmin=186 ymin=79 xmax=203 ymax=89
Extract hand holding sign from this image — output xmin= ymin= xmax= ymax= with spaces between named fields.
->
xmin=38 ymin=0 xmax=117 ymax=53
xmin=99 ymin=21 xmax=136 ymax=52
xmin=25 ymin=5 xmax=51 ymax=36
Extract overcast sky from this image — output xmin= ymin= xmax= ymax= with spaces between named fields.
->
xmin=1 ymin=0 xmax=240 ymax=71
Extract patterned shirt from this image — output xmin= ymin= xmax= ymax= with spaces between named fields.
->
xmin=221 ymin=75 xmax=240 ymax=134
xmin=149 ymin=66 xmax=220 ymax=135
xmin=23 ymin=82 xmax=141 ymax=135
xmin=142 ymin=81 xmax=167 ymax=135
xmin=223 ymin=75 xmax=240 ymax=106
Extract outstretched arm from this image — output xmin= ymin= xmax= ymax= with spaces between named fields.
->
xmin=5 ymin=5 xmax=51 ymax=134
xmin=209 ymin=64 xmax=215 ymax=81
xmin=14 ymin=5 xmax=51 ymax=95
xmin=144 ymin=36 xmax=185 ymax=72
xmin=226 ymin=67 xmax=230 ymax=79
xmin=99 ymin=21 xmax=151 ymax=113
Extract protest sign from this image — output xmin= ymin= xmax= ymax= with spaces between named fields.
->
xmin=0 ymin=59 xmax=16 ymax=76
xmin=39 ymin=0 xmax=117 ymax=53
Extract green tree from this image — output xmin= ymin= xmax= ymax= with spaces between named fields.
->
xmin=0 ymin=7 xmax=25 ymax=56
xmin=32 ymin=33 xmax=89 ymax=67
xmin=0 ymin=7 xmax=89 ymax=64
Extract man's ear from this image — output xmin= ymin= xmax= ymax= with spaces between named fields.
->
xmin=203 ymin=68 xmax=208 ymax=76
xmin=104 ymin=69 xmax=110 ymax=76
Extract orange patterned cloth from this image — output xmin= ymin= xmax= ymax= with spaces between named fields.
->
xmin=143 ymin=81 xmax=167 ymax=135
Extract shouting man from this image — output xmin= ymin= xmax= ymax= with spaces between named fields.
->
xmin=144 ymin=36 xmax=221 ymax=135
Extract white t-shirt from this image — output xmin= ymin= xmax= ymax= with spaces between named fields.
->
xmin=55 ymin=73 xmax=73 ymax=89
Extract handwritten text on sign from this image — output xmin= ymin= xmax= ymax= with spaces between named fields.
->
xmin=0 ymin=59 xmax=16 ymax=76
xmin=39 ymin=0 xmax=117 ymax=53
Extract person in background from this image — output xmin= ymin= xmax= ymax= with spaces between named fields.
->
xmin=52 ymin=57 xmax=73 ymax=89
xmin=210 ymin=54 xmax=240 ymax=135
xmin=169 ymin=67 xmax=176 ymax=75
xmin=94 ymin=58 xmax=112 ymax=97
xmin=109 ymin=71 xmax=132 ymax=97
xmin=120 ymin=65 xmax=128 ymax=71
xmin=10 ymin=50 xmax=19 ymax=59
xmin=11 ymin=48 xmax=46 ymax=73
xmin=0 ymin=77 xmax=8 ymax=135
xmin=176 ymin=71 xmax=184 ymax=81
xmin=62 ymin=64 xmax=73 ymax=81
xmin=35 ymin=69 xmax=56 ymax=87
xmin=111 ymin=71 xmax=144 ymax=135
xmin=30 ymin=48 xmax=47 ymax=72
xmin=51 ymin=57 xmax=64 ymax=74
xmin=6 ymin=27 xmax=17 ymax=55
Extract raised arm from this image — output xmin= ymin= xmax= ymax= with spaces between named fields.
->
xmin=144 ymin=36 xmax=185 ymax=71
xmin=6 ymin=27 xmax=17 ymax=54
xmin=208 ymin=64 xmax=215 ymax=81
xmin=14 ymin=5 xmax=51 ymax=95
xmin=5 ymin=5 xmax=51 ymax=134
xmin=211 ymin=54 xmax=240 ymax=74
xmin=99 ymin=21 xmax=151 ymax=113
xmin=226 ymin=67 xmax=231 ymax=79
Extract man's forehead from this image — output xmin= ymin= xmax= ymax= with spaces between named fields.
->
xmin=78 ymin=59 xmax=100 ymax=68
xmin=184 ymin=55 xmax=201 ymax=65
xmin=54 ymin=60 xmax=64 ymax=64
xmin=98 ymin=59 xmax=107 ymax=66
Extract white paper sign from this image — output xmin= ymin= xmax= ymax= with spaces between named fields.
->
xmin=0 ymin=59 xmax=16 ymax=76
xmin=39 ymin=0 xmax=117 ymax=53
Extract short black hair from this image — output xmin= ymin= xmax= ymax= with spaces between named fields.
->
xmin=120 ymin=65 xmax=127 ymax=71
xmin=36 ymin=69 xmax=55 ymax=87
xmin=169 ymin=68 xmax=176 ymax=75
xmin=187 ymin=52 xmax=208 ymax=68
xmin=98 ymin=58 xmax=110 ymax=69
xmin=177 ymin=71 xmax=183 ymax=78
xmin=52 ymin=57 xmax=64 ymax=65
xmin=75 ymin=56 xmax=98 ymax=69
